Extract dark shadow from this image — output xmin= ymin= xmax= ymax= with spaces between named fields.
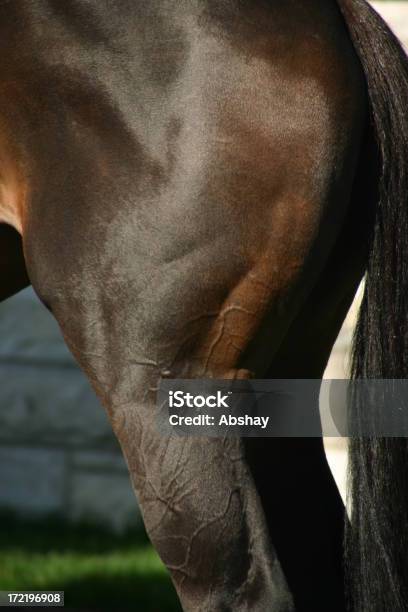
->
xmin=0 ymin=223 xmax=30 ymax=302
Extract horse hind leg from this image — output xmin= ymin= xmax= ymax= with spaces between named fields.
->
xmin=18 ymin=5 xmax=365 ymax=605
xmin=0 ymin=223 xmax=29 ymax=302
xmin=22 ymin=199 xmax=295 ymax=611
xmin=22 ymin=293 xmax=294 ymax=611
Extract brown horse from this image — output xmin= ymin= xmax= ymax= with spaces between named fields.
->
xmin=1 ymin=1 xmax=408 ymax=610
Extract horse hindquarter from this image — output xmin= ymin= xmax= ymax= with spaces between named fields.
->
xmin=4 ymin=1 xmax=366 ymax=609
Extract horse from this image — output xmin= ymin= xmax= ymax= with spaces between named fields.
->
xmin=1 ymin=1 xmax=407 ymax=610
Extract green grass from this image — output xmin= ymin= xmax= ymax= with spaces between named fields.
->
xmin=0 ymin=513 xmax=181 ymax=611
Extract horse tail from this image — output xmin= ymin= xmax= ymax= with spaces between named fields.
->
xmin=335 ymin=1 xmax=408 ymax=610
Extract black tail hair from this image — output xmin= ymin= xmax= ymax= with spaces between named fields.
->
xmin=336 ymin=1 xmax=408 ymax=610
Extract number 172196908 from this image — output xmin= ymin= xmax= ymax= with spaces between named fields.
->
xmin=0 ymin=592 xmax=64 ymax=607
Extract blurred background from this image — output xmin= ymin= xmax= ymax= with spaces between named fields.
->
xmin=0 ymin=3 xmax=406 ymax=611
